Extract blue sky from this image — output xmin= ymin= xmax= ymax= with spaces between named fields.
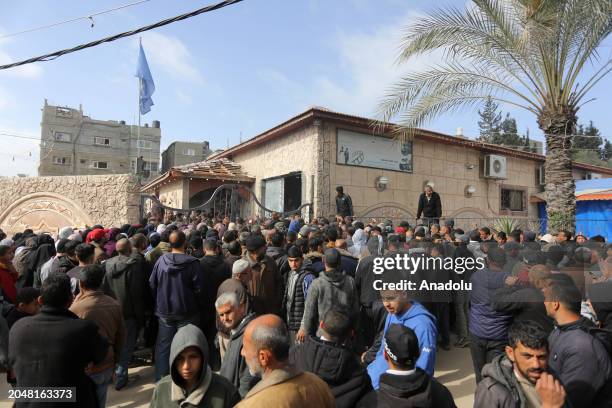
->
xmin=1 ymin=0 xmax=610 ymax=176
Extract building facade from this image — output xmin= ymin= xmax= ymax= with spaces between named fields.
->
xmin=38 ymin=101 xmax=161 ymax=181
xmin=161 ymin=141 xmax=212 ymax=173
xmin=143 ymin=108 xmax=612 ymax=230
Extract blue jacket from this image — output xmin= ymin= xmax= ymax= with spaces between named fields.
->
xmin=149 ymin=253 xmax=201 ymax=320
xmin=469 ymin=268 xmax=513 ymax=340
xmin=367 ymin=301 xmax=437 ymax=389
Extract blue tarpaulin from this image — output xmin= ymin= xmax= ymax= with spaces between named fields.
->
xmin=538 ymin=179 xmax=612 ymax=241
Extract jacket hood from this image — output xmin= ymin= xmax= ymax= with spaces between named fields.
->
xmin=480 ymin=354 xmax=522 ymax=402
xmin=106 ymin=254 xmax=137 ymax=278
xmin=158 ymin=252 xmax=199 ymax=274
xmin=170 ymin=324 xmax=210 ymax=387
xmin=396 ymin=301 xmax=436 ymax=324
xmin=200 ymin=254 xmax=224 ymax=269
xmin=321 ymin=269 xmax=346 ymax=286
xmin=297 ymin=336 xmax=360 ymax=384
xmin=378 ymin=368 xmax=432 ymax=402
xmin=304 ymin=251 xmax=323 ymax=260
xmin=157 ymin=241 xmax=171 ymax=252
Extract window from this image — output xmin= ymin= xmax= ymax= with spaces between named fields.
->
xmin=56 ymin=107 xmax=72 ymax=117
xmin=143 ymin=161 xmax=158 ymax=171
xmin=53 ymin=131 xmax=71 ymax=142
xmin=137 ymin=140 xmax=152 ymax=149
xmin=94 ymin=137 xmax=111 ymax=146
xmin=183 ymin=148 xmax=196 ymax=156
xmin=52 ymin=156 xmax=70 ymax=165
xmin=500 ymin=188 xmax=526 ymax=212
xmin=91 ymin=161 xmax=109 ymax=169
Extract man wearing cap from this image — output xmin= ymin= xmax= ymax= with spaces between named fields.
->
xmin=244 ymin=234 xmax=283 ymax=316
xmin=87 ymin=228 xmax=109 ymax=264
xmin=366 ymin=290 xmax=437 ymax=389
xmin=416 ymin=185 xmax=442 ymax=227
xmin=297 ymin=248 xmax=359 ymax=342
xmin=359 ymin=324 xmax=454 ymax=407
xmin=282 ymin=247 xmax=315 ymax=343
xmin=335 ymin=186 xmax=354 ymax=217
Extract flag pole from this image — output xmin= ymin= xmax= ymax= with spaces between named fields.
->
xmin=137 ymin=37 xmax=142 ymax=176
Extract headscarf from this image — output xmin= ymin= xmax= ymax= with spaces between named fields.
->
xmin=104 ymin=228 xmax=121 ymax=257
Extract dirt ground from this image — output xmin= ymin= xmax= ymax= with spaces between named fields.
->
xmin=0 ymin=342 xmax=476 ymax=408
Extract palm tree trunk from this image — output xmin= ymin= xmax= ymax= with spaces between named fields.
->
xmin=538 ymin=106 xmax=577 ymax=233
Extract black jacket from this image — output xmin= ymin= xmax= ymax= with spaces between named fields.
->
xmin=355 ymin=254 xmax=380 ymax=307
xmin=336 ymin=193 xmax=354 ymax=217
xmin=548 ymin=317 xmax=612 ymax=408
xmin=492 ymin=284 xmax=554 ymax=334
xmin=200 ymin=254 xmax=232 ymax=323
xmin=9 ymin=306 xmax=108 ymax=408
xmin=291 ymin=335 xmax=372 ymax=408
xmin=416 ymin=192 xmax=442 ymax=219
xmin=358 ymin=367 xmax=455 ymax=408
xmin=103 ymin=254 xmax=148 ymax=325
xmin=49 ymin=255 xmax=77 ymax=275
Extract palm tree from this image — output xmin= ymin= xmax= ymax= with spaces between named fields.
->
xmin=378 ymin=0 xmax=611 ymax=231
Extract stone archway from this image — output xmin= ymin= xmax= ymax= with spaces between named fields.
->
xmin=0 ymin=192 xmax=94 ymax=235
xmin=448 ymin=207 xmax=493 ymax=231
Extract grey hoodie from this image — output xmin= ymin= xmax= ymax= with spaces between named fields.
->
xmin=301 ymin=269 xmax=359 ymax=335
xmin=150 ymin=324 xmax=240 ymax=408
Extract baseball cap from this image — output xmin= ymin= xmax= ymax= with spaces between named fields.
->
xmin=384 ymin=324 xmax=420 ymax=367
xmin=540 ymin=233 xmax=554 ymax=244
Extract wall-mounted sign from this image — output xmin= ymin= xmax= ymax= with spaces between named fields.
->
xmin=336 ymin=129 xmax=412 ymax=172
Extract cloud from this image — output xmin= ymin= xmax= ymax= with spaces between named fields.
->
xmin=175 ymin=89 xmax=192 ymax=105
xmin=138 ymin=31 xmax=203 ymax=84
xmin=310 ymin=10 xmax=443 ymax=117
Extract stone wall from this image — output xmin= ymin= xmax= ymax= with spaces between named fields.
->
xmin=0 ymin=174 xmax=141 ymax=234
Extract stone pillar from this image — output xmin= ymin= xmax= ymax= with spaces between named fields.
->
xmin=314 ymin=120 xmax=331 ymax=217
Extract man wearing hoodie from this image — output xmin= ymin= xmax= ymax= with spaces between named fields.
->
xmin=217 ymin=291 xmax=258 ymax=397
xmin=297 ymin=248 xmax=359 ymax=342
xmin=359 ymin=324 xmax=455 ymax=408
xmin=469 ymin=246 xmax=514 ymax=383
xmin=366 ymin=290 xmax=437 ymax=389
xmin=150 ymin=324 xmax=240 ymax=408
xmin=103 ymin=238 xmax=148 ymax=390
xmin=150 ymin=230 xmax=202 ymax=381
xmin=290 ymin=309 xmax=372 ymax=408
xmin=474 ymin=321 xmax=567 ymax=408
xmin=544 ymin=275 xmax=612 ymax=408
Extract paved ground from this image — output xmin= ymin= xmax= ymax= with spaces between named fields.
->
xmin=0 ymin=341 xmax=476 ymax=407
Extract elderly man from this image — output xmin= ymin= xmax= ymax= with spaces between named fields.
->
xmin=217 ymin=291 xmax=257 ymax=397
xmin=235 ymin=314 xmax=335 ymax=408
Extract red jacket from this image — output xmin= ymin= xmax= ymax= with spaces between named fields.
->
xmin=0 ymin=261 xmax=18 ymax=303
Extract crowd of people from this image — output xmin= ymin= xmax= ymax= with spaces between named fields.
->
xmin=0 ymin=203 xmax=611 ymax=407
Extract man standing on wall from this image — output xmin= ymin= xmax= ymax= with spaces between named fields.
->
xmin=336 ymin=186 xmax=354 ymax=217
xmin=416 ymin=185 xmax=442 ymax=226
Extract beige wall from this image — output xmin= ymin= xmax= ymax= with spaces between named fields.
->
xmin=0 ymin=174 xmax=140 ymax=234
xmin=230 ymin=125 xmax=319 ymax=216
xmin=324 ymin=123 xmax=543 ymax=228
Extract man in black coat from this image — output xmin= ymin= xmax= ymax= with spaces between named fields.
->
xmin=544 ymin=275 xmax=612 ymax=408
xmin=9 ymin=273 xmax=108 ymax=408
xmin=103 ymin=238 xmax=148 ymax=390
xmin=335 ymin=186 xmax=354 ymax=217
xmin=291 ymin=309 xmax=372 ymax=408
xmin=416 ymin=185 xmax=442 ymax=226
xmin=357 ymin=324 xmax=455 ymax=408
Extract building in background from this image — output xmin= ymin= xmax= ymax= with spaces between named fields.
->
xmin=161 ymin=141 xmax=212 ymax=173
xmin=38 ymin=100 xmax=161 ymax=181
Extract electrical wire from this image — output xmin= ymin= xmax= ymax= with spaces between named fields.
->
xmin=0 ymin=0 xmax=152 ymax=40
xmin=0 ymin=0 xmax=244 ymax=71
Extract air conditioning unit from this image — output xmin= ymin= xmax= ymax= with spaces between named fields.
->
xmin=484 ymin=154 xmax=507 ymax=179
xmin=537 ymin=165 xmax=545 ymax=185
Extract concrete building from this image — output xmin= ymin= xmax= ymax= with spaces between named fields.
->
xmin=161 ymin=141 xmax=212 ymax=173
xmin=38 ymin=101 xmax=161 ymax=181
xmin=142 ymin=107 xmax=612 ymax=229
